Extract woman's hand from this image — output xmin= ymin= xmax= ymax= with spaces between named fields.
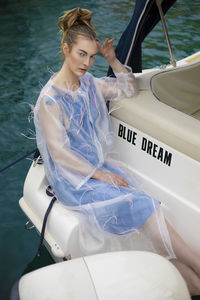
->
xmin=97 ymin=38 xmax=129 ymax=74
xmin=93 ymin=170 xmax=130 ymax=188
xmin=97 ymin=38 xmax=116 ymax=65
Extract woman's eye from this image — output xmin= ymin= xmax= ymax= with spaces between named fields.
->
xmin=79 ymin=52 xmax=85 ymax=57
xmin=91 ymin=55 xmax=96 ymax=60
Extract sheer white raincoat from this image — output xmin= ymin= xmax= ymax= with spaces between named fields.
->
xmin=34 ymin=67 xmax=175 ymax=259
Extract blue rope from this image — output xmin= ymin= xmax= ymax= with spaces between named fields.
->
xmin=37 ymin=186 xmax=57 ymax=256
xmin=0 ymin=148 xmax=37 ymax=173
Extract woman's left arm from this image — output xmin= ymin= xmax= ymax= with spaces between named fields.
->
xmin=96 ymin=38 xmax=138 ymax=101
xmin=97 ymin=38 xmax=129 ymax=74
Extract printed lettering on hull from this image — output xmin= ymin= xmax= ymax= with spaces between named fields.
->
xmin=117 ymin=123 xmax=172 ymax=167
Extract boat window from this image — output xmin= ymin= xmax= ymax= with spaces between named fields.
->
xmin=150 ymin=62 xmax=200 ymax=120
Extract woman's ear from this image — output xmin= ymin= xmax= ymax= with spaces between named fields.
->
xmin=63 ymin=43 xmax=69 ymax=54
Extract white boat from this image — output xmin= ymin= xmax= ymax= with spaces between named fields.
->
xmin=19 ymin=49 xmax=200 ymax=260
xmin=16 ymin=0 xmax=200 ymax=298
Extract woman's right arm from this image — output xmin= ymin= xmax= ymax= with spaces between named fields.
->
xmin=37 ymin=95 xmax=96 ymax=189
xmin=37 ymin=94 xmax=129 ymax=189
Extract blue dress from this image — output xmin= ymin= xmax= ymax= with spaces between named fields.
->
xmin=34 ymin=70 xmax=175 ymax=258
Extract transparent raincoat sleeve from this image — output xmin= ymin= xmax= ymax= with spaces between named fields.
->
xmin=34 ymin=67 xmax=137 ymax=191
xmin=94 ymin=65 xmax=138 ymax=101
xmin=34 ymin=93 xmax=97 ymax=190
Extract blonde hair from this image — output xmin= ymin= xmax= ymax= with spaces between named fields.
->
xmin=58 ymin=7 xmax=97 ymax=51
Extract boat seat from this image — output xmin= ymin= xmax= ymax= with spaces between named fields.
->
xmin=110 ymin=62 xmax=200 ymax=162
xmin=151 ymin=62 xmax=200 ymax=116
xmin=13 ymin=252 xmax=190 ymax=300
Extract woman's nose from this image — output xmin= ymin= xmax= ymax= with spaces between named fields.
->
xmin=83 ymin=56 xmax=90 ymax=66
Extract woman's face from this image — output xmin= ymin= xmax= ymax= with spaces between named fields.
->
xmin=64 ymin=35 xmax=98 ymax=78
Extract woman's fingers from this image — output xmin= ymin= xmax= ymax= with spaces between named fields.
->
xmin=96 ymin=41 xmax=103 ymax=51
xmin=120 ymin=177 xmax=130 ymax=188
xmin=121 ymin=180 xmax=129 ymax=188
xmin=97 ymin=38 xmax=115 ymax=51
xmin=108 ymin=38 xmax=115 ymax=44
xmin=100 ymin=172 xmax=129 ymax=188
xmin=114 ymin=174 xmax=129 ymax=188
xmin=95 ymin=171 xmax=130 ymax=188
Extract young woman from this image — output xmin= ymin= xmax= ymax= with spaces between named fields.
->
xmin=34 ymin=7 xmax=200 ymax=295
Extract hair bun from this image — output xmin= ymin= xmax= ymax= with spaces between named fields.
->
xmin=58 ymin=7 xmax=95 ymax=33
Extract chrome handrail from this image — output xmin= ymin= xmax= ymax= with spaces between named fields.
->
xmin=156 ymin=0 xmax=176 ymax=67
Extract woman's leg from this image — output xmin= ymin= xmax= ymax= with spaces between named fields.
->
xmin=166 ymin=222 xmax=200 ymax=295
xmin=166 ymin=222 xmax=200 ymax=277
xmin=144 ymin=212 xmax=200 ymax=295
xmin=170 ymin=259 xmax=200 ymax=296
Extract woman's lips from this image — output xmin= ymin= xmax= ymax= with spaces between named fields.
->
xmin=79 ymin=68 xmax=87 ymax=73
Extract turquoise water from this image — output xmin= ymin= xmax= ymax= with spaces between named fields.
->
xmin=0 ymin=0 xmax=199 ymax=298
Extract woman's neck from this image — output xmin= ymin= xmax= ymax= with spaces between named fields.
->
xmin=53 ymin=61 xmax=80 ymax=91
